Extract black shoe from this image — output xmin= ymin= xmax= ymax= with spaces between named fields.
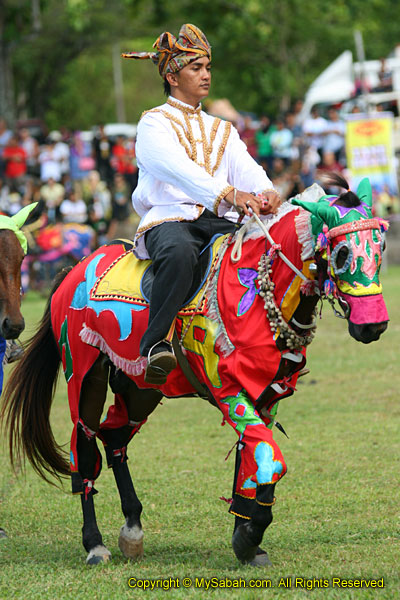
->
xmin=144 ymin=342 xmax=177 ymax=385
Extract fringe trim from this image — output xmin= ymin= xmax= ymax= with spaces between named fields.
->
xmin=80 ymin=324 xmax=147 ymax=376
xmin=205 ymin=243 xmax=236 ymax=357
xmin=295 ymin=208 xmax=314 ymax=261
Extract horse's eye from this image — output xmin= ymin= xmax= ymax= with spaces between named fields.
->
xmin=336 ymin=246 xmax=349 ymax=269
xmin=331 ymin=241 xmax=353 ymax=275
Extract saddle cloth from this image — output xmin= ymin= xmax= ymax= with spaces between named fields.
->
xmin=90 ymin=234 xmax=227 ymax=316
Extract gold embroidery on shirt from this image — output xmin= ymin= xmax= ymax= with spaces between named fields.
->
xmin=142 ymin=106 xmax=229 ymax=176
xmin=135 ymin=206 xmax=205 ymax=240
xmin=214 ymin=185 xmax=234 ymax=214
xmin=212 ymin=121 xmax=231 ymax=175
xmin=166 ymin=98 xmax=202 ymax=115
xmin=182 ymin=111 xmax=197 ymax=162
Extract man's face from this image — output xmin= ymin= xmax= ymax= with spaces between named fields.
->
xmin=173 ymin=57 xmax=211 ymax=104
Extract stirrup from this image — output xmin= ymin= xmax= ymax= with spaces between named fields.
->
xmin=144 ymin=341 xmax=177 ymax=384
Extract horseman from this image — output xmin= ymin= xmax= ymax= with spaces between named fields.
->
xmin=122 ymin=24 xmax=281 ymax=384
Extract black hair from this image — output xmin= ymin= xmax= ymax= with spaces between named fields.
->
xmin=163 ymin=79 xmax=171 ymax=97
xmin=321 ymin=172 xmax=361 ymax=207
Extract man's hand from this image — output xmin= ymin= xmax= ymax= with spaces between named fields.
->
xmin=224 ymin=189 xmax=263 ymax=217
xmin=259 ymin=190 xmax=281 ymax=215
xmin=225 ymin=188 xmax=281 ymax=217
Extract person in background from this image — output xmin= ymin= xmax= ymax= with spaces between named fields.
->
xmin=302 ymin=106 xmax=327 ymax=161
xmin=299 ymin=144 xmax=320 ymax=189
xmin=93 ymin=124 xmax=114 ymax=185
xmin=322 ymin=107 xmax=345 ymax=163
xmin=255 ymin=115 xmax=276 ymax=171
xmin=40 ymin=176 xmax=65 ymax=223
xmin=84 ymin=170 xmax=112 ymax=245
xmin=19 ymin=128 xmax=39 ymax=178
xmin=285 ymin=110 xmax=303 ymax=162
xmin=292 ymin=98 xmax=305 ymax=128
xmin=60 ymin=188 xmax=88 ymax=224
xmin=239 ymin=116 xmax=258 ymax=159
xmin=2 ymin=134 xmax=27 ymax=189
xmin=7 ymin=183 xmax=23 ymax=215
xmin=107 ymin=172 xmax=135 ymax=240
xmin=69 ymin=132 xmax=95 ymax=181
xmin=39 ymin=138 xmax=63 ymax=183
xmin=111 ymin=135 xmax=138 ymax=190
xmin=269 ymin=117 xmax=293 ymax=165
xmin=49 ymin=130 xmax=70 ymax=179
xmin=0 ymin=176 xmax=10 ymax=213
xmin=0 ymin=118 xmax=13 ymax=178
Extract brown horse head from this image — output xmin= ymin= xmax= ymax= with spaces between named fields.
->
xmin=0 ymin=229 xmax=25 ymax=338
xmin=0 ymin=203 xmax=38 ymax=338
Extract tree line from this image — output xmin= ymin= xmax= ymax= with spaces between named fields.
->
xmin=1 ymin=0 xmax=399 ymax=128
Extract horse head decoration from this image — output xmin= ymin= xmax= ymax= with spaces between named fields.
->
xmin=1 ymin=176 xmax=388 ymax=565
xmin=291 ymin=175 xmax=388 ymax=343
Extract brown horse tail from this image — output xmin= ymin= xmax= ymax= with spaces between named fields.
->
xmin=0 ymin=267 xmax=73 ymax=484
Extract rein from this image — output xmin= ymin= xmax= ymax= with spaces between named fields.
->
xmin=231 ymin=212 xmax=314 ymax=286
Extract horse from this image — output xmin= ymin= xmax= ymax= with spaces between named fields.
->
xmin=0 ymin=203 xmax=38 ymax=539
xmin=1 ymin=175 xmax=389 ymax=564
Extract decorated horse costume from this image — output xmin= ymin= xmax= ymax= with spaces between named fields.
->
xmin=1 ymin=179 xmax=389 ymax=564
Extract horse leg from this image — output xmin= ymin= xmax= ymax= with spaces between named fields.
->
xmin=99 ymin=372 xmax=162 ymax=560
xmin=215 ymin=389 xmax=285 ymax=566
xmin=229 ymin=442 xmax=273 ymax=566
xmin=232 ymin=482 xmax=276 ymax=566
xmin=77 ymin=354 xmax=110 ymax=565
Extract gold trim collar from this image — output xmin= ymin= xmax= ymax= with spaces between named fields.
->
xmin=167 ymin=97 xmax=202 ymax=115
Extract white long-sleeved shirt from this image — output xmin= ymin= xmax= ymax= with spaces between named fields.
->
xmin=132 ymin=96 xmax=274 ymax=258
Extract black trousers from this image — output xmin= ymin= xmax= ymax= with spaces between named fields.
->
xmin=139 ymin=209 xmax=238 ymax=356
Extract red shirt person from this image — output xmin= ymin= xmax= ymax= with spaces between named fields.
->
xmin=3 ymin=136 xmax=27 ymax=182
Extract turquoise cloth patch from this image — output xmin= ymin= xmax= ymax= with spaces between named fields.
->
xmin=255 ymin=441 xmax=283 ymax=484
xmin=71 ymin=253 xmax=146 ymax=341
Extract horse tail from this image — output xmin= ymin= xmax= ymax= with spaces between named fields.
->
xmin=320 ymin=172 xmax=361 ymax=207
xmin=1 ymin=267 xmax=73 ymax=484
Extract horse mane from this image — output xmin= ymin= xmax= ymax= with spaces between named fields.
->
xmin=319 ymin=172 xmax=361 ymax=208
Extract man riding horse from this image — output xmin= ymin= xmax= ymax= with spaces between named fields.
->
xmin=122 ymin=23 xmax=281 ymax=384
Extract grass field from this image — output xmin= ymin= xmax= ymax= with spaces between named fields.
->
xmin=0 ymin=266 xmax=399 ymax=599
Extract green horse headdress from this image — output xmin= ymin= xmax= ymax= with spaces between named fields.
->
xmin=291 ymin=179 xmax=389 ymax=326
xmin=291 ymin=178 xmax=374 ymax=234
xmin=0 ymin=203 xmax=38 ymax=254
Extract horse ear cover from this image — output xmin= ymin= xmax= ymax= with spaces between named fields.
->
xmin=355 ymin=178 xmax=373 ymax=207
xmin=0 ymin=202 xmax=39 ymax=254
xmin=291 ymin=197 xmax=336 ymax=229
xmin=12 ymin=203 xmax=38 ymax=230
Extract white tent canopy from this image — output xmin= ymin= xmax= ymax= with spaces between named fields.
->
xmin=300 ymin=50 xmax=354 ymax=118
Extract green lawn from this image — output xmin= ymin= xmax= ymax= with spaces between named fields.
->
xmin=0 ymin=267 xmax=399 ymax=599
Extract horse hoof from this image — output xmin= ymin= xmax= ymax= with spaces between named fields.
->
xmin=86 ymin=545 xmax=111 ymax=565
xmin=232 ymin=525 xmax=259 ymax=564
xmin=249 ymin=548 xmax=272 ymax=567
xmin=0 ymin=528 xmax=7 ymax=539
xmin=118 ymin=523 xmax=144 ymax=560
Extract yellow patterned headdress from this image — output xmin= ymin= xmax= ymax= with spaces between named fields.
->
xmin=122 ymin=24 xmax=211 ymax=78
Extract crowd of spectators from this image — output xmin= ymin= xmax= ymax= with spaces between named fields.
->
xmin=0 ymin=93 xmax=398 ymax=265
xmin=0 ymin=119 xmax=139 ymax=250
xmin=236 ymin=100 xmax=348 ymax=203
xmin=236 ymin=98 xmax=399 ymax=215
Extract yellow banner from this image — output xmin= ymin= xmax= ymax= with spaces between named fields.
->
xmin=346 ymin=114 xmax=393 ymax=176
